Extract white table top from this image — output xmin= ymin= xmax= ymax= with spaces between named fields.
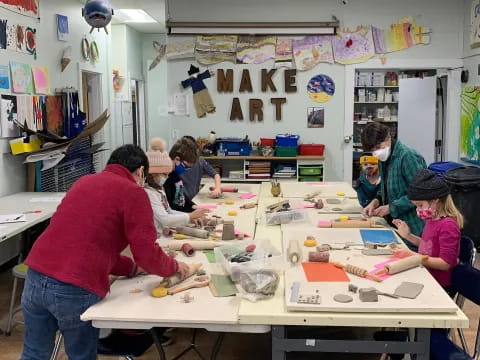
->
xmin=259 ymin=181 xmax=358 ymax=199
xmin=0 ymin=192 xmax=64 ymax=243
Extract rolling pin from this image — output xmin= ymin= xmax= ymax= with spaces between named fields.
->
xmin=164 ymin=263 xmax=203 ymax=288
xmin=210 ymin=186 xmax=238 ymax=193
xmin=331 ymin=219 xmax=374 ymax=228
xmin=167 ymin=275 xmax=210 ymax=295
xmin=376 ymin=255 xmax=423 ymax=275
xmin=287 ymin=239 xmax=301 ymax=264
xmin=175 ymin=226 xmax=209 ymax=239
xmin=334 ymin=262 xmax=383 ymax=282
xmin=166 ymin=240 xmax=224 ymax=251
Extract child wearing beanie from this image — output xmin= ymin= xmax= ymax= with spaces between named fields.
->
xmin=393 ymin=169 xmax=463 ymax=294
xmin=145 ymin=138 xmax=209 ymax=237
xmin=355 ymin=153 xmax=381 ymax=207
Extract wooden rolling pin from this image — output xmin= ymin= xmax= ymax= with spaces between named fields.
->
xmin=376 ymin=255 xmax=423 ymax=275
xmin=167 ymin=275 xmax=210 ymax=295
xmin=287 ymin=239 xmax=301 ymax=264
xmin=164 ymin=263 xmax=203 ymax=288
xmin=175 ymin=226 xmax=209 ymax=239
xmin=165 ymin=240 xmax=224 ymax=251
xmin=334 ymin=262 xmax=383 ymax=282
xmin=210 ymin=186 xmax=238 ymax=193
xmin=331 ymin=219 xmax=374 ymax=229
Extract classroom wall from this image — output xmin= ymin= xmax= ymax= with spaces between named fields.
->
xmin=166 ymin=0 xmax=464 ymax=180
xmin=0 ymin=0 xmax=112 ymax=197
xmin=463 ymin=0 xmax=480 ymax=86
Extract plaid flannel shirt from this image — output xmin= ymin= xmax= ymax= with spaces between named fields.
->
xmin=378 ymin=140 xmax=427 ymax=237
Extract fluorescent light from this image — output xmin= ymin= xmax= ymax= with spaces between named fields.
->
xmin=115 ymin=9 xmax=156 ymax=24
xmin=167 ymin=21 xmax=338 ymax=35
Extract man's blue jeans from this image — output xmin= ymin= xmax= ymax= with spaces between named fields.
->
xmin=21 ymin=269 xmax=101 ymax=360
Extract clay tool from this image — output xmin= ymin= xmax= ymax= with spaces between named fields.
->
xmin=334 ymin=262 xmax=383 ymax=282
xmin=175 ymin=226 xmax=209 ymax=239
xmin=308 ymin=251 xmax=329 ymax=262
xmin=240 ymin=202 xmax=257 ymax=209
xmin=210 ymin=186 xmax=238 ymax=193
xmin=361 ymin=248 xmax=394 ymax=256
xmin=174 ymin=233 xmax=192 ymax=240
xmin=266 ymin=200 xmax=290 ymax=212
xmin=167 ymin=275 xmax=210 ymax=295
xmin=304 ymin=191 xmax=321 ymax=201
xmin=221 ymin=220 xmax=235 ymax=240
xmin=290 ymin=281 xmax=300 ymax=302
xmin=165 ymin=241 xmax=224 ymax=251
xmin=287 ymin=239 xmax=301 ymax=264
xmin=23 ymin=210 xmax=42 ymax=214
xmin=375 ymin=255 xmax=423 ymax=275
xmin=164 ymin=263 xmax=203 ymax=288
xmin=181 ymin=243 xmax=195 ymax=257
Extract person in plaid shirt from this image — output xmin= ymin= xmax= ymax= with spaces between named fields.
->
xmin=360 ymin=123 xmax=427 ymax=250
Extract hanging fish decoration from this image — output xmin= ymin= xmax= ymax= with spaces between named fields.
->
xmin=82 ymin=0 xmax=114 ymax=34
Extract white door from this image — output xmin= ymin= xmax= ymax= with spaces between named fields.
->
xmin=121 ymin=101 xmax=134 ymax=145
xmin=398 ymin=77 xmax=437 ymax=165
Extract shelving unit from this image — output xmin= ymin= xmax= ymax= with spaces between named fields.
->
xmin=204 ymin=156 xmax=325 ymax=182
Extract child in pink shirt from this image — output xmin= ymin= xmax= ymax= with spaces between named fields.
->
xmin=393 ymin=169 xmax=463 ymax=293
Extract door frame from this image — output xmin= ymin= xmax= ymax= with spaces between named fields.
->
xmin=343 ymin=58 xmax=462 ymax=182
xmin=130 ymin=78 xmax=147 ymax=149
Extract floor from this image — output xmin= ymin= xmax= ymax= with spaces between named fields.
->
xmin=0 ymin=259 xmax=478 ymax=360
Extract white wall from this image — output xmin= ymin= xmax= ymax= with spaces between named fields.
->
xmin=0 ymin=0 xmax=112 ymax=197
xmin=463 ymin=0 xmax=480 ymax=85
xmin=166 ymin=0 xmax=464 ymax=180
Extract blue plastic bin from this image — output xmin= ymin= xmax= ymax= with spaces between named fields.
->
xmin=276 ymin=135 xmax=300 ymax=147
xmin=215 ymin=138 xmax=251 ymax=156
xmin=428 ymin=162 xmax=464 ymax=179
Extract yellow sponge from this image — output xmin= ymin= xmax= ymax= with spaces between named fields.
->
xmin=304 ymin=239 xmax=317 ymax=247
xmin=228 ymin=210 xmax=238 ymax=216
xmin=151 ymin=287 xmax=168 ymax=298
xmin=336 ymin=192 xmax=345 ymax=196
xmin=225 ymin=200 xmax=235 ymax=205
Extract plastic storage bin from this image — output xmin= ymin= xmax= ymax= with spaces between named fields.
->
xmin=260 ymin=138 xmax=276 ymax=146
xmin=265 ymin=209 xmax=307 ymax=225
xmin=214 ymin=241 xmax=283 ymax=281
xmin=299 ymin=144 xmax=325 ymax=156
xmin=275 ymin=146 xmax=298 ymax=157
xmin=215 ymin=138 xmax=251 ymax=156
xmin=276 ymin=135 xmax=299 ymax=147
xmin=299 ymin=176 xmax=322 ymax=182
xmin=444 ymin=166 xmax=480 ymax=248
xmin=428 ymin=161 xmax=463 ymax=179
xmin=299 ymin=166 xmax=322 ymax=176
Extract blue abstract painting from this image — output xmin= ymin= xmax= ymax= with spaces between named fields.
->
xmin=56 ymin=14 xmax=69 ymax=41
xmin=0 ymin=65 xmax=9 ymax=89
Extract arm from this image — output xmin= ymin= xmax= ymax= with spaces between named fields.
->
xmin=202 ymin=159 xmax=221 ymax=195
xmin=389 ymin=153 xmax=426 ymax=218
xmin=198 ymin=70 xmax=212 ymax=81
xmin=110 ymin=255 xmax=137 ymax=277
xmin=123 ymin=188 xmax=178 ymax=277
xmin=181 ymin=78 xmax=192 ymax=89
xmin=392 ymin=219 xmax=422 ymax=246
xmin=146 ymin=188 xmax=190 ymax=228
xmin=423 ymin=220 xmax=460 ymax=271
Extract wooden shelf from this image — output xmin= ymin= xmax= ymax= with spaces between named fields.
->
xmin=354 ymin=102 xmax=398 ymax=104
xmin=354 ymin=120 xmax=398 ymax=124
xmin=204 ymin=155 xmax=325 ymax=161
xmin=355 ymin=85 xmax=399 ymax=88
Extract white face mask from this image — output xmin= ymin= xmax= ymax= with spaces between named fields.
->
xmin=157 ymin=177 xmax=166 ymax=186
xmin=373 ymin=147 xmax=391 ymax=162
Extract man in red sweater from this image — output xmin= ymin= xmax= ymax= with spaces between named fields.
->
xmin=21 ymin=144 xmax=189 ymax=360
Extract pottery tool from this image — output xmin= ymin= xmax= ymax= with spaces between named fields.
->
xmin=175 ymin=226 xmax=209 ymax=239
xmin=308 ymin=251 xmax=329 ymax=262
xmin=240 ymin=202 xmax=257 ymax=209
xmin=334 ymin=262 xmax=383 ymax=282
xmin=166 ymin=241 xmax=223 ymax=251
xmin=376 ymin=255 xmax=423 ymax=275
xmin=210 ymin=186 xmax=238 ymax=193
xmin=266 ymin=200 xmax=290 ymax=212
xmin=290 ymin=281 xmax=301 ymax=302
xmin=167 ymin=275 xmax=210 ymax=295
xmin=298 ymin=293 xmax=321 ymax=304
xmin=304 ymin=191 xmax=321 ymax=201
xmin=221 ymin=220 xmax=235 ymax=240
xmin=164 ymin=263 xmax=203 ymax=288
xmin=287 ymin=239 xmax=301 ymax=264
xmin=331 ymin=219 xmax=374 ymax=229
xmin=181 ymin=243 xmax=195 ymax=257
xmin=361 ymin=248 xmax=394 ymax=256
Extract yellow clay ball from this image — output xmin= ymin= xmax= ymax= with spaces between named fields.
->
xmin=336 ymin=192 xmax=345 ymax=196
xmin=225 ymin=200 xmax=234 ymax=205
xmin=228 ymin=210 xmax=238 ymax=216
xmin=151 ymin=287 xmax=168 ymax=298
xmin=304 ymin=239 xmax=317 ymax=247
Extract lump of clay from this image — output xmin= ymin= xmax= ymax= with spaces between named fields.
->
xmin=333 ymin=294 xmax=353 ymax=303
xmin=359 ymin=287 xmax=378 ymax=302
xmin=326 ymin=198 xmax=342 ymax=204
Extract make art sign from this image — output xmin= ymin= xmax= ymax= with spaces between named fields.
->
xmin=216 ymin=68 xmax=297 ymax=121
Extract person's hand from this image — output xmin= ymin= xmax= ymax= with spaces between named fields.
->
xmin=373 ymin=205 xmax=390 ymax=217
xmin=209 ymin=70 xmax=215 ymax=77
xmin=189 ymin=208 xmax=210 ymax=221
xmin=210 ymin=187 xmax=222 ymax=198
xmin=362 ymin=199 xmax=379 ymax=218
xmin=392 ymin=219 xmax=411 ymax=239
xmin=176 ymin=261 xmax=190 ymax=280
xmin=393 ymin=248 xmax=415 ymax=259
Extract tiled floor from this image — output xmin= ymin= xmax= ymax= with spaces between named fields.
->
xmin=0 ymin=260 xmax=478 ymax=360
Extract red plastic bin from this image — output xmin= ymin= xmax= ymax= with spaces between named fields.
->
xmin=260 ymin=138 xmax=276 ymax=146
xmin=299 ymin=144 xmax=325 ymax=156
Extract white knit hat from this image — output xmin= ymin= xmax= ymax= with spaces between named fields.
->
xmin=147 ymin=138 xmax=172 ymax=174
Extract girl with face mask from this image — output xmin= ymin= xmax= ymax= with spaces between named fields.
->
xmin=392 ymin=169 xmax=463 ymax=295
xmin=145 ymin=138 xmax=209 ymax=237
xmin=355 ymin=154 xmax=381 ymax=208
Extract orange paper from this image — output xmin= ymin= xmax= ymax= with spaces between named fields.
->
xmin=301 ymin=262 xmax=350 ymax=282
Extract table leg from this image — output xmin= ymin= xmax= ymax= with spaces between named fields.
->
xmin=415 ymin=328 xmax=431 ymax=360
xmin=150 ymin=327 xmax=166 ymax=360
xmin=272 ymin=326 xmax=286 ymax=360
xmin=210 ymin=332 xmax=225 ymax=360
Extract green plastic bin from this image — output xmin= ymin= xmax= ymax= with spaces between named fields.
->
xmin=299 ymin=166 xmax=322 ymax=176
xmin=275 ymin=146 xmax=298 ymax=157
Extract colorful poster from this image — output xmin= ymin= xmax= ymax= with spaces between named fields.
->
xmin=399 ymin=16 xmax=431 ymax=45
xmin=17 ymin=95 xmax=34 ymax=129
xmin=236 ymin=36 xmax=276 ymax=64
xmin=56 ymin=14 xmax=69 ymax=41
xmin=307 ymin=107 xmax=325 ymax=128
xmin=0 ymin=94 xmax=20 ymax=137
xmin=0 ymin=0 xmax=39 ymax=19
xmin=25 ymin=26 xmax=36 ymax=56
xmin=275 ymin=39 xmax=293 ymax=68
xmin=166 ymin=40 xmax=195 ymax=60
xmin=292 ymin=36 xmax=333 ymax=71
xmin=307 ymin=74 xmax=335 ymax=103
xmin=195 ymin=35 xmax=237 ymax=65
xmin=460 ymin=87 xmax=480 ymax=164
xmin=32 ymin=66 xmax=50 ymax=94
xmin=46 ymin=95 xmax=63 ymax=135
xmin=332 ymin=26 xmax=375 ymax=65
xmin=472 ymin=0 xmax=480 ymax=48
xmin=0 ymin=18 xmax=6 ymax=49
xmin=372 ymin=24 xmax=412 ymax=54
xmin=10 ymin=61 xmax=33 ymax=93
xmin=15 ymin=24 xmax=26 ymax=53
xmin=6 ymin=23 xmax=16 ymax=51
xmin=0 ymin=65 xmax=10 ymax=89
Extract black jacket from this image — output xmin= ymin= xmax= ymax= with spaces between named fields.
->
xmin=163 ymin=171 xmax=196 ymax=213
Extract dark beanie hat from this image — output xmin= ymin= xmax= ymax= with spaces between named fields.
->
xmin=408 ymin=169 xmax=450 ymax=201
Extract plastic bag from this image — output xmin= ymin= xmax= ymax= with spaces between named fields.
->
xmin=239 ymin=269 xmax=280 ymax=302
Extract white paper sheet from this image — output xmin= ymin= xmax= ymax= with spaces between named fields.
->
xmin=0 ymin=214 xmax=26 ymax=224
xmin=29 ymin=197 xmax=63 ymax=203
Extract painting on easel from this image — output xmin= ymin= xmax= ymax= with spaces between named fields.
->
xmin=460 ymin=87 xmax=480 ymax=165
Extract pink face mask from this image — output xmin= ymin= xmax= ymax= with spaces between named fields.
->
xmin=416 ymin=207 xmax=436 ymax=220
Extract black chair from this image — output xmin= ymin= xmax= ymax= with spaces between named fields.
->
xmin=430 ymin=264 xmax=480 ymax=360
xmin=459 ymin=235 xmax=477 ymax=266
xmin=97 ymin=329 xmax=154 ymax=359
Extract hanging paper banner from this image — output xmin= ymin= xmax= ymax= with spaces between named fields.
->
xmin=332 ymin=26 xmax=375 ymax=65
xmin=275 ymin=39 xmax=293 ymax=68
xmin=0 ymin=0 xmax=39 ymax=19
xmin=293 ymin=36 xmax=333 ymax=71
xmin=166 ymin=40 xmax=195 ymax=60
xmin=195 ymin=35 xmax=237 ymax=65
xmin=237 ymin=36 xmax=276 ymax=64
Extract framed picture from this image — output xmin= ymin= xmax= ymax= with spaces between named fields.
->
xmin=307 ymin=107 xmax=325 ymax=128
